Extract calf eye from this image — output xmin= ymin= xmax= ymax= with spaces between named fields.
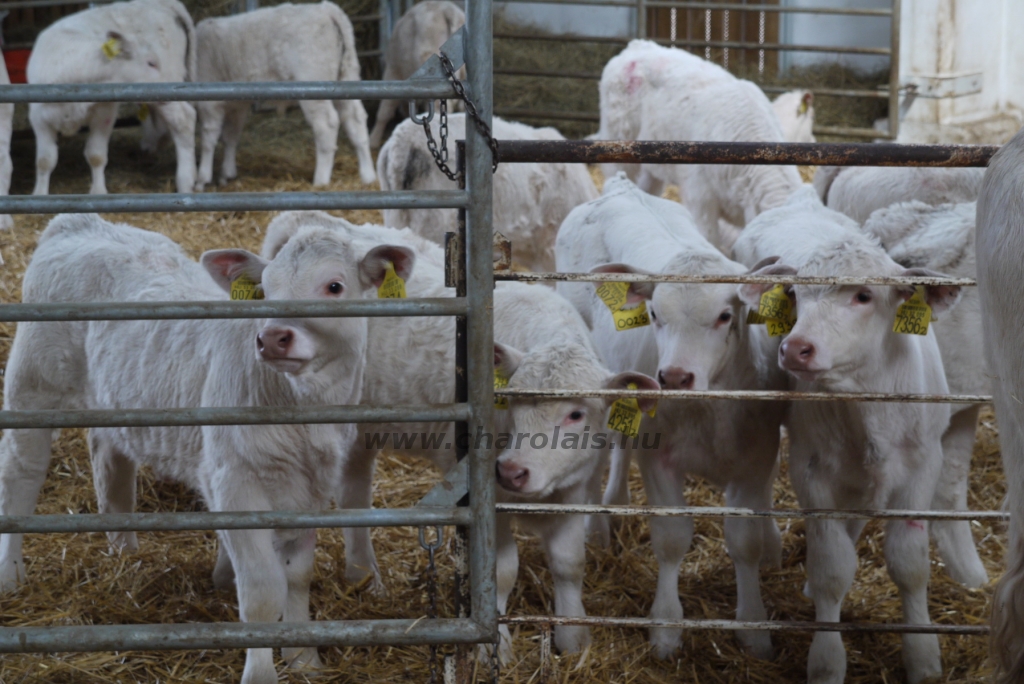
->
xmin=649 ymin=309 xmax=657 ymax=322
xmin=718 ymin=311 xmax=732 ymax=324
xmin=568 ymin=410 xmax=583 ymax=421
xmin=855 ymin=291 xmax=872 ymax=304
xmin=327 ymin=281 xmax=344 ymax=295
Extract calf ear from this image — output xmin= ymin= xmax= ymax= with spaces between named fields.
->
xmin=897 ymin=267 xmax=962 ymax=319
xmin=737 ymin=257 xmax=797 ymax=307
xmin=592 ymin=263 xmax=656 ymax=302
xmin=604 ymin=371 xmax=660 ymax=414
xmin=360 ymin=245 xmax=416 ymax=289
xmin=494 ymin=343 xmax=524 ymax=379
xmin=104 ymin=31 xmax=131 ymax=60
xmin=201 ymin=249 xmax=269 ymax=293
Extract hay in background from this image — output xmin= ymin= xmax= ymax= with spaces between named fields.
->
xmin=0 ymin=115 xmax=1006 ymax=683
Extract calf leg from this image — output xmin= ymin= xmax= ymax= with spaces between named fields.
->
xmin=0 ymin=428 xmax=54 ymax=592
xmin=637 ymin=450 xmax=692 ymax=659
xmin=335 ymin=99 xmax=376 ymax=185
xmin=154 ymin=101 xmax=197 ymax=194
xmin=482 ymin=514 xmax=518 ymax=665
xmin=213 ymin=541 xmax=236 ymax=591
xmin=196 ymin=101 xmax=225 ymax=191
xmin=280 ymin=529 xmax=323 ymax=671
xmin=29 ymin=106 xmax=58 ymax=196
xmin=338 ymin=444 xmax=384 ymax=594
xmin=84 ymin=103 xmax=117 ymax=195
xmin=805 ymin=516 xmax=857 ymax=684
xmin=723 ymin=479 xmax=773 ymax=659
xmin=368 ymin=98 xmax=398 ymax=150
xmin=0 ymin=102 xmax=12 ymax=229
xmin=539 ymin=513 xmax=591 ymax=654
xmin=597 ymin=444 xmax=632 ymax=546
xmin=89 ymin=431 xmax=139 ymax=552
xmin=219 ymin=103 xmax=249 ymax=185
xmin=931 ymin=405 xmax=988 ymax=587
xmin=299 ymin=100 xmax=340 ymax=187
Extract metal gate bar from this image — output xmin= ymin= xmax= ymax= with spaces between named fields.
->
xmin=497 ymin=504 xmax=1007 ymax=521
xmin=500 ymin=616 xmax=989 ymax=635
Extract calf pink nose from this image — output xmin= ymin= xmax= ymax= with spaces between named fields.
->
xmin=781 ymin=337 xmax=816 ymax=369
xmin=256 ymin=328 xmax=294 ymax=359
xmin=496 ymin=460 xmax=529 ymax=491
xmin=658 ymin=367 xmax=695 ymax=390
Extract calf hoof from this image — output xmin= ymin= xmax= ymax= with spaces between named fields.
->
xmin=284 ymin=646 xmax=324 ymax=671
xmin=737 ymin=630 xmax=774 ymax=660
xmin=358 ymin=167 xmax=377 ymax=186
xmin=808 ymin=632 xmax=846 ymax=684
xmin=944 ymin=557 xmax=989 ymax=589
xmin=555 ymin=625 xmax=591 ymax=654
xmin=240 ymin=649 xmax=277 ymax=684
xmin=345 ymin=564 xmax=386 ymax=597
xmin=904 ymin=633 xmax=941 ymax=684
xmin=649 ymin=627 xmax=682 ymax=661
xmin=107 ymin=530 xmax=139 ymax=553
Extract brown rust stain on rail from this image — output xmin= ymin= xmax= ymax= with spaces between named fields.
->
xmin=495 ymin=140 xmax=1000 ymax=167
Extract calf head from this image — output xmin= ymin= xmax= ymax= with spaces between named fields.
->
xmin=493 ymin=343 xmax=658 ymax=498
xmin=594 ymin=259 xmax=768 ymax=391
xmin=741 ymin=257 xmax=961 ymax=384
xmin=202 ymin=228 xmax=415 ymax=380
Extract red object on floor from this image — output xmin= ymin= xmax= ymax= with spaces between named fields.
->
xmin=3 ymin=49 xmax=30 ymax=84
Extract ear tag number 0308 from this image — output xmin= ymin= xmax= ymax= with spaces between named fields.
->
xmin=494 ymin=368 xmax=509 ymax=410
xmin=749 ymin=284 xmax=796 ymax=337
xmin=378 ymin=261 xmax=406 ymax=299
xmin=893 ymin=286 xmax=932 ymax=336
xmin=596 ymin=281 xmax=650 ymax=332
xmin=230 ymin=274 xmax=264 ymax=301
xmin=607 ymin=383 xmax=654 ymax=438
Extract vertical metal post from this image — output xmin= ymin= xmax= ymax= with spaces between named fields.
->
xmin=464 ymin=0 xmax=497 ymax=640
xmin=379 ymin=0 xmax=391 ymax=73
xmin=636 ymin=0 xmax=646 ymax=39
xmin=888 ymin=0 xmax=902 ymax=140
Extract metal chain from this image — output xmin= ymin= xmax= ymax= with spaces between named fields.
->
xmin=419 ymin=526 xmax=444 ymax=684
xmin=418 ymin=50 xmax=500 ymax=183
xmin=490 ymin=636 xmax=500 ymax=684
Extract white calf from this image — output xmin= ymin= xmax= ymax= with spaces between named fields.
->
xmin=595 ymin=39 xmax=801 ymax=249
xmin=0 ymin=54 xmax=12 ymax=230
xmin=813 ymin=166 xmax=985 ymax=224
xmin=0 ymin=213 xmax=413 ymax=684
xmin=26 ymin=0 xmax=197 ymax=195
xmin=978 ymin=124 xmax=1024 ymax=684
xmin=368 ymin=0 xmax=465 ymax=149
xmin=378 ymin=114 xmax=598 ymax=272
xmin=772 ymin=89 xmax=815 ymax=143
xmin=862 ymin=200 xmax=988 ymax=588
xmin=733 ymin=188 xmax=961 ymax=684
xmin=195 ymin=2 xmax=375 ymax=189
xmin=556 ymin=173 xmax=789 ymax=660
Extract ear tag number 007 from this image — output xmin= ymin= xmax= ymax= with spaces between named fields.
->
xmin=893 ymin=286 xmax=932 ymax=336
xmin=230 ymin=274 xmax=264 ymax=301
xmin=596 ymin=281 xmax=650 ymax=332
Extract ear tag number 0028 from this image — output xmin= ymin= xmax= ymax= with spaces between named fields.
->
xmin=378 ymin=261 xmax=407 ymax=299
xmin=893 ymin=286 xmax=932 ymax=336
xmin=230 ymin=274 xmax=264 ymax=301
xmin=596 ymin=281 xmax=650 ymax=332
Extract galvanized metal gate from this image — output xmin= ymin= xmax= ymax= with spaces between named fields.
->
xmin=0 ymin=0 xmax=1009 ymax=679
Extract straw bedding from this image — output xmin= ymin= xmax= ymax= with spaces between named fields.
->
xmin=0 ymin=111 xmax=1005 ymax=683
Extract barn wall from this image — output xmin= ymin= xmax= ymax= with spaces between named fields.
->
xmin=779 ymin=0 xmax=891 ymax=74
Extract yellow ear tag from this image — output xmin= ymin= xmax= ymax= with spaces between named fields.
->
xmin=893 ymin=286 xmax=932 ymax=336
xmin=596 ymin=280 xmax=650 ymax=332
xmin=377 ymin=261 xmax=406 ymax=299
xmin=230 ymin=273 xmax=263 ymax=301
xmin=101 ymin=38 xmax=121 ymax=59
xmin=798 ymin=100 xmax=809 ymax=116
xmin=494 ymin=367 xmax=509 ymax=410
xmin=746 ymin=309 xmax=767 ymax=325
xmin=757 ymin=284 xmax=796 ymax=337
xmin=138 ymin=104 xmax=150 ymax=121
xmin=608 ymin=384 xmax=650 ymax=437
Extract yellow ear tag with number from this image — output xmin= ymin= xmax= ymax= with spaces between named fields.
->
xmin=230 ymin=273 xmax=263 ymax=301
xmin=138 ymin=104 xmax=150 ymax=121
xmin=893 ymin=286 xmax=932 ymax=336
xmin=607 ymin=384 xmax=650 ymax=438
xmin=757 ymin=284 xmax=796 ymax=337
xmin=377 ymin=261 xmax=406 ymax=299
xmin=494 ymin=367 xmax=509 ymax=410
xmin=596 ymin=281 xmax=650 ymax=332
xmin=102 ymin=38 xmax=121 ymax=59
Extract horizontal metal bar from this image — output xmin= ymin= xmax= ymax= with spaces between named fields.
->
xmin=0 ymin=403 xmax=472 ymax=429
xmin=645 ymin=2 xmax=892 ymax=16
xmin=494 ymin=140 xmax=999 ymax=167
xmin=0 ymin=0 xmax=102 ymax=8
xmin=500 ymin=616 xmax=986 ymax=635
xmin=494 ymin=107 xmax=600 ymax=123
xmin=0 ymin=618 xmax=489 ymax=654
xmin=494 ymin=32 xmax=891 ymax=55
xmin=0 ymin=298 xmax=466 ymax=322
xmin=759 ymin=85 xmax=891 ymax=100
xmin=494 ymin=0 xmax=636 ymax=6
xmin=495 ymin=271 xmax=976 ymax=286
xmin=496 ymin=503 xmax=1006 ymax=522
xmin=0 ymin=80 xmax=456 ymax=104
xmin=497 ymin=388 xmax=991 ymax=404
xmin=0 ymin=507 xmax=471 ymax=534
xmin=0 ymin=189 xmax=467 ymax=214
xmin=494 ymin=68 xmax=602 ymax=80
xmin=813 ymin=125 xmax=893 ymax=140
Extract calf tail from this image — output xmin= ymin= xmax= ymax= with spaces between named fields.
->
xmin=167 ymin=0 xmax=198 ymax=81
xmin=325 ymin=2 xmax=362 ymax=84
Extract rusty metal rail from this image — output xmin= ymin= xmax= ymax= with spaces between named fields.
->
xmin=494 ymin=140 xmax=999 ymax=167
xmin=499 ymin=616 xmax=989 ymax=635
xmin=496 ymin=388 xmax=991 ymax=404
xmin=494 ymin=271 xmax=979 ymax=287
